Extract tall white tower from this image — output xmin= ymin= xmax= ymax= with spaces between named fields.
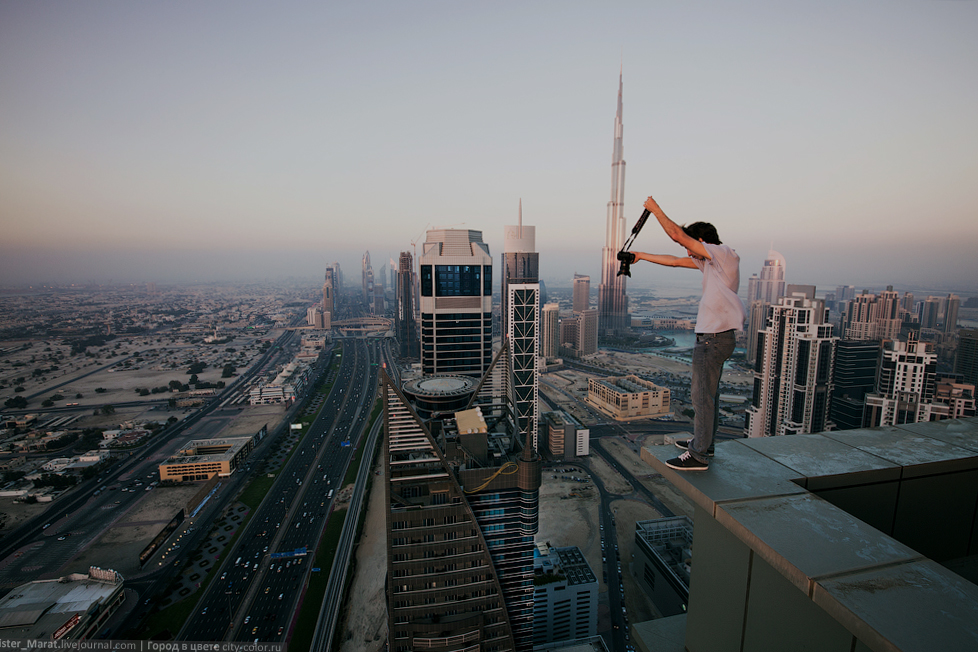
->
xmin=598 ymin=70 xmax=629 ymax=336
xmin=503 ymin=204 xmax=541 ymax=451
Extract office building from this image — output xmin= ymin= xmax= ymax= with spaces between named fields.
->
xmin=746 ymin=249 xmax=786 ymax=305
xmin=532 ymin=546 xmax=598 ymax=646
xmin=542 ymin=410 xmax=589 ymax=460
xmin=830 ymin=339 xmax=881 ymax=430
xmin=587 ymin=375 xmax=670 ymax=421
xmin=541 ymin=303 xmax=560 ymax=360
xmin=158 ymin=436 xmax=256 ymax=482
xmin=419 ymin=229 xmax=493 ymax=377
xmin=396 ymin=251 xmax=419 ymax=360
xmin=597 ymin=71 xmax=629 ymax=336
xmin=745 ymin=293 xmax=838 ymax=437
xmin=634 ymin=517 xmax=693 ymax=617
xmin=382 ymin=348 xmax=541 ymax=652
xmin=572 ymin=274 xmax=590 ymax=314
xmin=955 ymin=329 xmax=978 ymax=386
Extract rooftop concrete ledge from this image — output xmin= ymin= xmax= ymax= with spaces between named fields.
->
xmin=640 ymin=418 xmax=978 ymax=652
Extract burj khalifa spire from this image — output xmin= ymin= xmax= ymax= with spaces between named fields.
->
xmin=598 ymin=70 xmax=629 ymax=336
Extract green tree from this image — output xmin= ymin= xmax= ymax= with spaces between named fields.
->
xmin=4 ymin=396 xmax=27 ymax=409
xmin=221 ymin=364 xmax=236 ymax=378
xmin=101 ymin=405 xmax=115 ymax=415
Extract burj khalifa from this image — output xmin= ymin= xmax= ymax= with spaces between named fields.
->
xmin=598 ymin=71 xmax=629 ymax=336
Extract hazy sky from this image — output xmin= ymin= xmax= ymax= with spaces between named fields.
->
xmin=1 ymin=1 xmax=976 ymax=294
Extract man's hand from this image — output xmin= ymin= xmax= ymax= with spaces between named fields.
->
xmin=616 ymin=251 xmax=636 ymax=264
xmin=643 ymin=196 xmax=662 ymax=215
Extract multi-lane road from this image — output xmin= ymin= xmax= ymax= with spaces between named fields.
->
xmin=180 ymin=338 xmax=383 ymax=642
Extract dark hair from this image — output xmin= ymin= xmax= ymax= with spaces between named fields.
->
xmin=682 ymin=222 xmax=721 ymax=245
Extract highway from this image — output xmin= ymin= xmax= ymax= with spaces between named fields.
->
xmin=179 ymin=338 xmax=383 ymax=642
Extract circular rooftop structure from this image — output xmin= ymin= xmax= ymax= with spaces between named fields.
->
xmin=402 ymin=374 xmax=478 ymax=418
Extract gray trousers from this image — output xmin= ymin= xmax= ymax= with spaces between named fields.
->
xmin=689 ymin=330 xmax=736 ymax=463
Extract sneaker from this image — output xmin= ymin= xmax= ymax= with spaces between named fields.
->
xmin=674 ymin=439 xmax=714 ymax=457
xmin=665 ymin=451 xmax=709 ymax=471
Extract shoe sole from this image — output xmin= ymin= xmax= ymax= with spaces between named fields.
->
xmin=665 ymin=459 xmax=709 ymax=471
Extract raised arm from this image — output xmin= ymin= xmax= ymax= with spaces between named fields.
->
xmin=644 ymin=195 xmax=711 ymax=260
xmin=630 ymin=251 xmax=698 ymax=269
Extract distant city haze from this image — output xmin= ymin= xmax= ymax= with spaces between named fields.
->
xmin=1 ymin=2 xmax=976 ymax=293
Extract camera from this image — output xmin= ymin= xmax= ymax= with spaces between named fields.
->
xmin=616 ymin=251 xmax=636 ymax=277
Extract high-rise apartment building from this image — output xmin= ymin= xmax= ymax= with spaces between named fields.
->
xmin=843 ymin=292 xmax=881 ymax=340
xmin=864 ymin=331 xmax=939 ymax=426
xmin=597 ymin=72 xmax=629 ymax=336
xmin=746 ymin=249 xmax=786 ymax=305
xmin=396 ymin=251 xmax=419 ymax=360
xmin=420 ymin=229 xmax=493 ymax=377
xmin=877 ymin=287 xmax=902 ymax=341
xmin=572 ymin=274 xmax=590 ymax=314
xmin=541 ymin=303 xmax=560 ymax=360
xmin=830 ymin=340 xmax=881 ymax=430
xmin=954 ymin=329 xmax=978 ymax=387
xmin=745 ymin=293 xmax=838 ymax=437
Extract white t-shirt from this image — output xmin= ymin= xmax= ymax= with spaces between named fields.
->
xmin=692 ymin=243 xmax=746 ymax=333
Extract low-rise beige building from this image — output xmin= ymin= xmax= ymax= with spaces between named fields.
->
xmin=158 ymin=436 xmax=254 ymax=482
xmin=587 ymin=375 xmax=670 ymax=421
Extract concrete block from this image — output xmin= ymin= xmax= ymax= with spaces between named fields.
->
xmin=716 ymin=493 xmax=920 ymax=596
xmin=813 ymin=559 xmax=978 ymax=652
xmin=739 ymin=432 xmax=901 ymax=491
xmin=822 ymin=426 xmax=978 ymax=478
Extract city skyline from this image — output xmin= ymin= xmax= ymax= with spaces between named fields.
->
xmin=2 ymin=2 xmax=976 ymax=292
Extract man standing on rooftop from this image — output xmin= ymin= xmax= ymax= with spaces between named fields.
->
xmin=623 ymin=194 xmax=746 ymax=470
